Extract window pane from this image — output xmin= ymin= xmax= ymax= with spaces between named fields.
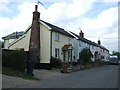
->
xmin=55 ymin=49 xmax=57 ymax=57
xmin=58 ymin=49 xmax=59 ymax=58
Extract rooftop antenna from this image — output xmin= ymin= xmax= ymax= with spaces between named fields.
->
xmin=37 ymin=0 xmax=44 ymax=6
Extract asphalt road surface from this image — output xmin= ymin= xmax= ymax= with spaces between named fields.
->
xmin=18 ymin=65 xmax=118 ymax=88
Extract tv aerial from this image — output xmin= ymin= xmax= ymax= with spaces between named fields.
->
xmin=37 ymin=0 xmax=44 ymax=6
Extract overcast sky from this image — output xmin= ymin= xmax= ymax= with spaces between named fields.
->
xmin=0 ymin=0 xmax=119 ymax=53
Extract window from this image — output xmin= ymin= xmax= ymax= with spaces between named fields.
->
xmin=55 ymin=32 xmax=60 ymax=41
xmin=79 ymin=41 xmax=81 ymax=46
xmin=55 ymin=48 xmax=60 ymax=58
xmin=86 ymin=43 xmax=88 ymax=48
xmin=8 ymin=39 xmax=14 ymax=44
xmin=69 ymin=37 xmax=72 ymax=42
xmin=92 ymin=45 xmax=94 ymax=49
xmin=88 ymin=44 xmax=90 ymax=49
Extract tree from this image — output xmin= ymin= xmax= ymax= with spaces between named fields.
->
xmin=78 ymin=48 xmax=93 ymax=65
xmin=111 ymin=51 xmax=120 ymax=60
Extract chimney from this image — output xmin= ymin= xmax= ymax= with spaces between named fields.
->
xmin=16 ymin=31 xmax=18 ymax=39
xmin=98 ymin=40 xmax=101 ymax=45
xmin=33 ymin=5 xmax=40 ymax=21
xmin=79 ymin=30 xmax=84 ymax=38
xmin=29 ymin=5 xmax=40 ymax=62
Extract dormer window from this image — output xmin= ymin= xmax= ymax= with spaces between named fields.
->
xmin=55 ymin=32 xmax=60 ymax=41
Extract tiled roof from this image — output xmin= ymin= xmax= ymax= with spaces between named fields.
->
xmin=70 ymin=31 xmax=109 ymax=51
xmin=41 ymin=20 xmax=74 ymax=38
xmin=62 ymin=44 xmax=73 ymax=50
xmin=70 ymin=31 xmax=92 ymax=44
xmin=2 ymin=31 xmax=24 ymax=39
xmin=2 ymin=20 xmax=75 ymax=40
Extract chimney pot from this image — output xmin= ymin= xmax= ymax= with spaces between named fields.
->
xmin=98 ymin=40 xmax=101 ymax=45
xmin=35 ymin=5 xmax=38 ymax=12
xmin=79 ymin=30 xmax=84 ymax=38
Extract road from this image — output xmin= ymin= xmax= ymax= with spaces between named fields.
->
xmin=18 ymin=65 xmax=118 ymax=88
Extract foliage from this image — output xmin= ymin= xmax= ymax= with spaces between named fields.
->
xmin=2 ymin=66 xmax=40 ymax=80
xmin=2 ymin=50 xmax=27 ymax=72
xmin=50 ymin=56 xmax=62 ymax=68
xmin=72 ymin=62 xmax=77 ymax=66
xmin=78 ymin=48 xmax=93 ymax=65
xmin=111 ymin=51 xmax=120 ymax=60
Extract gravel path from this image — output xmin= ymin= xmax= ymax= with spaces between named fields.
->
xmin=2 ymin=68 xmax=66 ymax=88
xmin=33 ymin=68 xmax=67 ymax=80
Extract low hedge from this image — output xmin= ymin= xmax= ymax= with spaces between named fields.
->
xmin=2 ymin=50 xmax=27 ymax=72
xmin=50 ymin=56 xmax=62 ymax=68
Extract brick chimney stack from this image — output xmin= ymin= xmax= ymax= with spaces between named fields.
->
xmin=29 ymin=5 xmax=40 ymax=62
xmin=98 ymin=39 xmax=101 ymax=45
xmin=79 ymin=30 xmax=84 ymax=38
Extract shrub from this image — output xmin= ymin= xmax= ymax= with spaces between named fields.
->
xmin=72 ymin=62 xmax=77 ymax=66
xmin=2 ymin=50 xmax=27 ymax=72
xmin=78 ymin=48 xmax=93 ymax=65
xmin=50 ymin=56 xmax=61 ymax=68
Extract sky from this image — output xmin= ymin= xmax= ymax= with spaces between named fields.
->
xmin=0 ymin=0 xmax=119 ymax=53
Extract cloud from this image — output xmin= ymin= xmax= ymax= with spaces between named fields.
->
xmin=80 ymin=7 xmax=118 ymax=52
xmin=0 ymin=2 xmax=35 ymax=39
xmin=0 ymin=0 xmax=118 ymax=52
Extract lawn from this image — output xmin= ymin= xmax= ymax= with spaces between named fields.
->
xmin=2 ymin=67 xmax=40 ymax=80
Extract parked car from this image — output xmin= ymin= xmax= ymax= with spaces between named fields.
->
xmin=109 ymin=56 xmax=119 ymax=65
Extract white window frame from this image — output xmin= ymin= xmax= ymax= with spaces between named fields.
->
xmin=79 ymin=41 xmax=81 ymax=46
xmin=55 ymin=32 xmax=60 ymax=41
xmin=69 ymin=37 xmax=72 ymax=41
xmin=8 ymin=39 xmax=14 ymax=44
xmin=55 ymin=48 xmax=60 ymax=58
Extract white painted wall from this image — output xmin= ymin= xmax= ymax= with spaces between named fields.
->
xmin=52 ymin=31 xmax=75 ymax=62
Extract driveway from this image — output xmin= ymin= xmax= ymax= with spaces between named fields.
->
xmin=18 ymin=65 xmax=118 ymax=88
xmin=2 ymin=68 xmax=65 ymax=88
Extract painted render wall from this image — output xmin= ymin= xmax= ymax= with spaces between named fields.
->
xmin=4 ymin=39 xmax=17 ymax=49
xmin=40 ymin=24 xmax=51 ymax=63
xmin=4 ymin=39 xmax=9 ymax=49
xmin=8 ymin=24 xmax=51 ymax=64
xmin=52 ymin=31 xmax=75 ymax=62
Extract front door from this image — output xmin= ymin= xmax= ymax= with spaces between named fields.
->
xmin=68 ymin=49 xmax=72 ymax=62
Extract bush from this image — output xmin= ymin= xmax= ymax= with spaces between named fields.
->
xmin=78 ymin=48 xmax=93 ymax=65
xmin=72 ymin=62 xmax=77 ymax=66
xmin=2 ymin=50 xmax=27 ymax=72
xmin=50 ymin=56 xmax=62 ymax=68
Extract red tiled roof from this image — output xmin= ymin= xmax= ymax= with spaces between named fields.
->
xmin=62 ymin=44 xmax=72 ymax=50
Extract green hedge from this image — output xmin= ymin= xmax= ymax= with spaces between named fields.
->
xmin=2 ymin=50 xmax=27 ymax=72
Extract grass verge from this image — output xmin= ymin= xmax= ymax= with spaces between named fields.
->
xmin=2 ymin=67 xmax=40 ymax=80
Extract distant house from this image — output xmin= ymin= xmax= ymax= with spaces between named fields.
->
xmin=2 ymin=31 xmax=24 ymax=49
xmin=69 ymin=31 xmax=109 ymax=62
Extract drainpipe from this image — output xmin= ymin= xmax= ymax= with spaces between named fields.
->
xmin=50 ymin=30 xmax=53 ymax=62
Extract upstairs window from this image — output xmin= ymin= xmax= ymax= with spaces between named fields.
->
xmin=86 ymin=43 xmax=88 ymax=48
xmin=79 ymin=41 xmax=81 ymax=46
xmin=55 ymin=32 xmax=60 ymax=41
xmin=8 ymin=39 xmax=15 ymax=44
xmin=69 ymin=37 xmax=72 ymax=42
xmin=55 ymin=48 xmax=60 ymax=58
xmin=92 ymin=45 xmax=94 ymax=49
